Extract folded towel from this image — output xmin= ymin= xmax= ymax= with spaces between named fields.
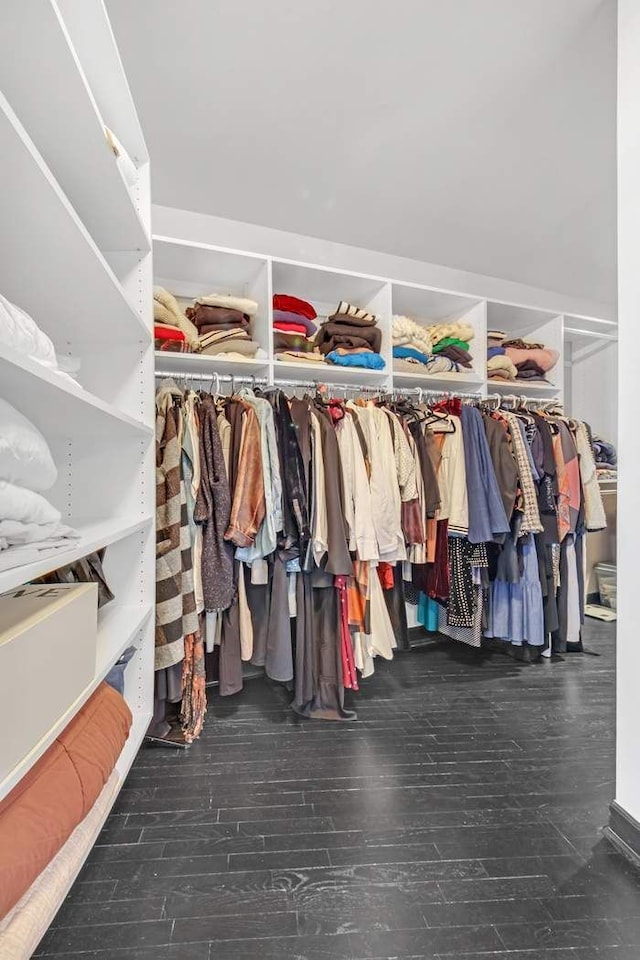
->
xmin=487 ymin=346 xmax=505 ymax=359
xmin=326 ymin=350 xmax=385 ymax=370
xmin=272 ymin=310 xmax=316 ymax=336
xmin=273 ymin=294 xmax=317 ymax=321
xmin=194 ymin=293 xmax=258 ymax=316
xmin=488 ymin=330 xmax=506 ymax=342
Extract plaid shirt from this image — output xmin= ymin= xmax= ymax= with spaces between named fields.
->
xmin=502 ymin=412 xmax=543 ymax=536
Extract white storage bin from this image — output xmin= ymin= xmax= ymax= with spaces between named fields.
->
xmin=0 ymin=583 xmax=98 ymax=786
xmin=595 ymin=562 xmax=617 ymax=610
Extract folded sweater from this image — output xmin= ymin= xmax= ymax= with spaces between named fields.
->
xmin=487 ymin=355 xmax=517 ymax=379
xmin=198 ymin=338 xmax=259 ymax=357
xmin=276 ymin=351 xmax=325 ymax=364
xmin=316 ymin=320 xmax=382 ymax=355
xmin=438 ymin=345 xmax=473 ymax=367
xmin=333 ymin=301 xmax=377 ymax=325
xmin=193 ymin=293 xmax=258 ymax=316
xmin=272 ymin=309 xmax=316 ymax=336
xmin=325 ymin=350 xmax=385 ymax=370
xmin=504 ymin=346 xmax=559 ymax=372
xmin=154 ymin=324 xmax=185 ymax=342
xmin=432 ymin=337 xmax=470 ymax=354
xmin=393 ymin=345 xmax=431 ymax=365
xmin=186 ymin=304 xmax=250 ymax=330
xmin=274 ymin=330 xmax=317 ymax=353
xmin=392 ymin=315 xmax=434 ymax=355
xmin=153 ymin=287 xmax=199 ymax=344
xmin=273 ymin=294 xmax=316 ymax=321
xmin=274 ymin=321 xmax=308 ymax=336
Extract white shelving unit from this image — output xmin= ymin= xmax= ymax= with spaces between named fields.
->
xmin=153 ymin=237 xmax=604 ymax=402
xmin=0 ymin=0 xmax=154 ymax=933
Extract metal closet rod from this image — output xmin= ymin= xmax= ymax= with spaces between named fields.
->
xmin=156 ymin=370 xmax=490 ymax=400
xmin=154 ymin=369 xmax=485 ymax=399
xmin=156 ymin=369 xmax=382 ymax=394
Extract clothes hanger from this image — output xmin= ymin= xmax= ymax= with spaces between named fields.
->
xmin=208 ymin=371 xmax=221 ymax=397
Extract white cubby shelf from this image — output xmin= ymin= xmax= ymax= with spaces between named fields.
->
xmin=152 ymin=236 xmax=589 ymax=402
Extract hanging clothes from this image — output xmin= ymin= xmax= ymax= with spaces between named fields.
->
xmin=155 ymin=377 xmax=605 ymax=730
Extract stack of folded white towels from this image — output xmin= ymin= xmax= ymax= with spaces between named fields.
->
xmin=0 ymin=398 xmax=78 ymax=573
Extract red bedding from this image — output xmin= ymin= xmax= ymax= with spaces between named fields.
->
xmin=0 ymin=683 xmax=132 ymax=918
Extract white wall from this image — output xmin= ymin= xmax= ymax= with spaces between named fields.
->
xmin=152 ymin=204 xmax=616 ymax=323
xmin=616 ymin=0 xmax=640 ymax=824
xmin=570 ymin=342 xmax=618 ymax=442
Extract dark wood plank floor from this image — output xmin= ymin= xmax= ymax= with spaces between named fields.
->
xmin=36 ymin=622 xmax=640 ymax=959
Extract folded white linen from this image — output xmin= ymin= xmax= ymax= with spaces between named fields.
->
xmin=0 ymin=480 xmax=61 ymax=525
xmin=0 ymin=398 xmax=57 ymax=492
xmin=0 ymin=294 xmax=58 ymax=370
xmin=0 ymin=518 xmax=77 ymax=547
xmin=0 ymin=536 xmax=80 ymax=572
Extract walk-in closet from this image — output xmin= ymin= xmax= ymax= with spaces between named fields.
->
xmin=2 ymin=1 xmax=639 ymax=958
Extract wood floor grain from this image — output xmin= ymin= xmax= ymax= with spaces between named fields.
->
xmin=35 ymin=622 xmax=640 ymax=960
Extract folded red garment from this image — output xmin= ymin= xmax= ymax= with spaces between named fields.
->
xmin=155 ymin=339 xmax=191 ymax=353
xmin=274 ymin=320 xmax=308 ymax=335
xmin=273 ymin=294 xmax=317 ymax=321
xmin=154 ymin=325 xmax=185 ymax=342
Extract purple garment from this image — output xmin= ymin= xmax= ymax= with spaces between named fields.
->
xmin=460 ymin=405 xmax=511 ymax=545
xmin=272 ymin=309 xmax=317 ymax=336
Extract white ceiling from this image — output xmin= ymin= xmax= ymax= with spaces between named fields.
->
xmin=107 ymin=0 xmax=617 ymax=308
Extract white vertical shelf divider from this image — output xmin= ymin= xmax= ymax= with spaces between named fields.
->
xmin=265 ymin=257 xmax=275 ymax=384
xmin=0 ymin=0 xmax=154 ymax=938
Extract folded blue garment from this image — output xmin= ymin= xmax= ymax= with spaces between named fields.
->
xmin=392 ymin=345 xmax=431 ymax=365
xmin=326 ymin=351 xmax=386 ymax=370
xmin=487 ymin=345 xmax=506 ymax=359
